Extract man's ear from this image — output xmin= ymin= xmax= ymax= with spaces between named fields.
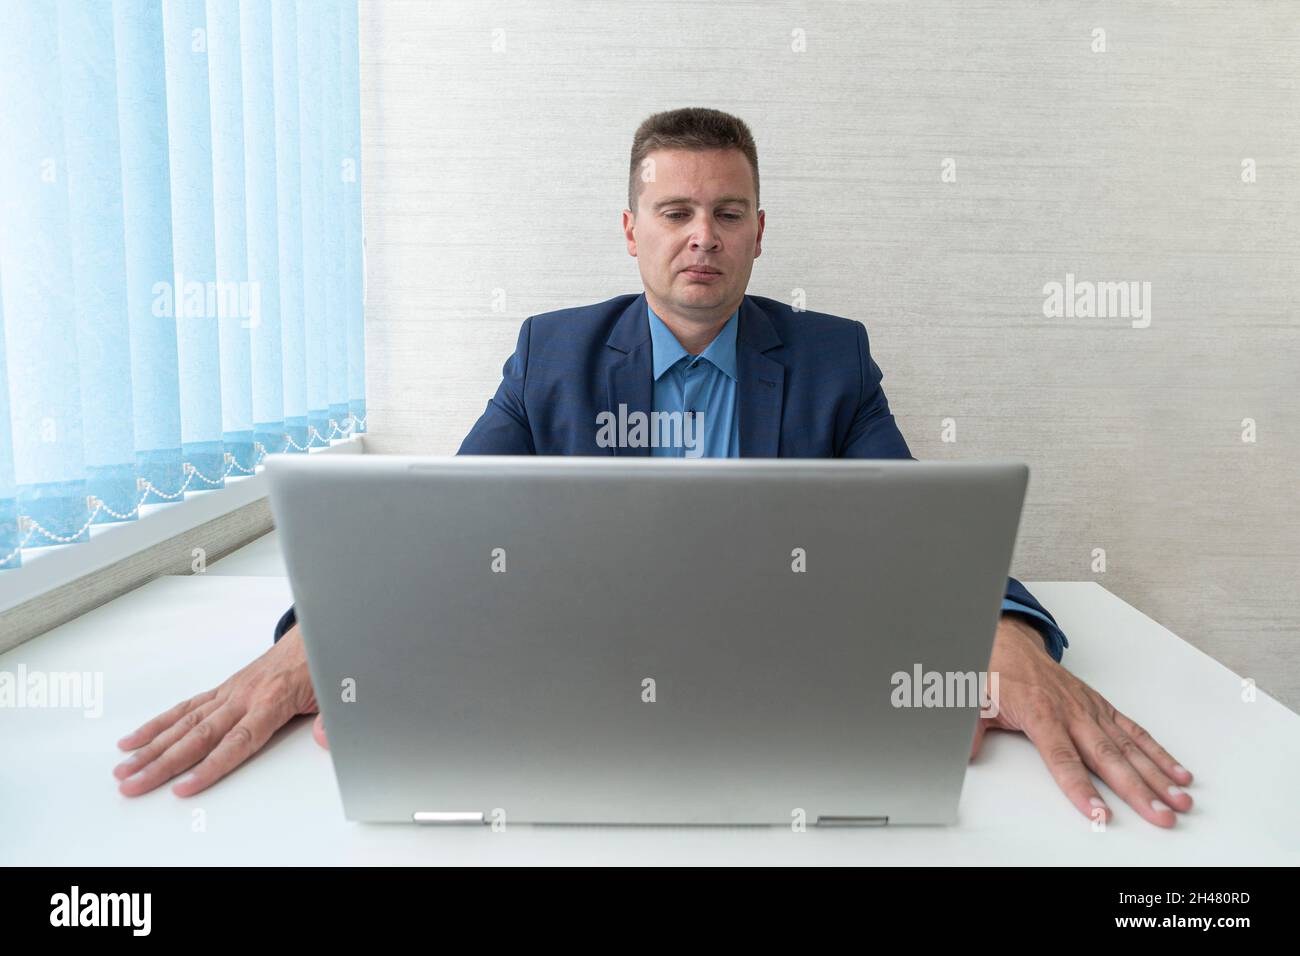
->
xmin=622 ymin=208 xmax=637 ymax=256
xmin=753 ymin=208 xmax=765 ymax=258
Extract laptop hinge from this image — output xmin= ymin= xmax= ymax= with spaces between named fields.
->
xmin=815 ymin=815 xmax=888 ymax=827
xmin=413 ymin=811 xmax=486 ymax=825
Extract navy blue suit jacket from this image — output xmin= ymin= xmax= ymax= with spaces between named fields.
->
xmin=275 ymin=291 xmax=1068 ymax=659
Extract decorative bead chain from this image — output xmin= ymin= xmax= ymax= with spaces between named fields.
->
xmin=0 ymin=524 xmax=37 ymax=567
xmin=283 ymin=414 xmax=365 ymax=451
xmin=0 ymin=414 xmax=366 ymax=565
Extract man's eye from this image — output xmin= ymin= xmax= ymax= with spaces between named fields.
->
xmin=665 ymin=211 xmax=742 ymax=221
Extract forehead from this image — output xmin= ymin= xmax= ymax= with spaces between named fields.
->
xmin=641 ymin=147 xmax=754 ymax=202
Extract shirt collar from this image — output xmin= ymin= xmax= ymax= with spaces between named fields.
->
xmin=647 ymin=301 xmax=740 ymax=382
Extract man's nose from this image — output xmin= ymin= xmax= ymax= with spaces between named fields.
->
xmin=690 ymin=224 xmax=721 ymax=250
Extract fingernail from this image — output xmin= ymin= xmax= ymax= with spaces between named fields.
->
xmin=1151 ymin=799 xmax=1171 ymax=814
xmin=1089 ymin=797 xmax=1108 ymax=810
xmin=124 ymin=771 xmax=145 ymax=784
xmin=1167 ymin=785 xmax=1185 ymax=800
xmin=1173 ymin=764 xmax=1190 ymax=779
xmin=173 ymin=772 xmax=197 ymax=790
xmin=112 ymin=756 xmax=139 ymax=778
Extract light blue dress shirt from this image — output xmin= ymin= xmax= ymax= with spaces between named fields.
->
xmin=645 ymin=299 xmax=1056 ymax=648
xmin=648 ymin=303 xmax=740 ymax=458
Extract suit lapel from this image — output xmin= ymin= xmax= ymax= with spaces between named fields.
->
xmin=737 ymin=297 xmax=785 ymax=458
xmin=604 ymin=294 xmax=653 ymax=456
xmin=604 ymin=292 xmax=786 ymax=458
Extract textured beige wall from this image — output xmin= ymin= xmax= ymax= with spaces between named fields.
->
xmin=355 ymin=1 xmax=1300 ymax=709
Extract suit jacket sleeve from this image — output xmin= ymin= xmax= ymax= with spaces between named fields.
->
xmin=840 ymin=322 xmax=1069 ymax=662
xmin=272 ymin=604 xmax=296 ymax=644
xmin=458 ymin=316 xmax=536 ymax=455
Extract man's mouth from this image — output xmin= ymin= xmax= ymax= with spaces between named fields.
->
xmin=682 ymin=265 xmax=723 ymax=281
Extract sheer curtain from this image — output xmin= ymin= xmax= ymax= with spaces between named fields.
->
xmin=0 ymin=0 xmax=365 ymax=571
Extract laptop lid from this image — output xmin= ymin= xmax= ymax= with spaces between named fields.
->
xmin=266 ymin=455 xmax=1027 ymax=826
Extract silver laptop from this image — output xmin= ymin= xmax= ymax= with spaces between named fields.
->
xmin=265 ymin=455 xmax=1028 ymax=827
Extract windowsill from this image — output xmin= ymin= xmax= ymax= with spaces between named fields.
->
xmin=0 ymin=436 xmax=365 ymax=616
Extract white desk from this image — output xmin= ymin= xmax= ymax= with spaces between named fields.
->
xmin=205 ymin=529 xmax=288 ymax=577
xmin=2 ymin=556 xmax=1298 ymax=865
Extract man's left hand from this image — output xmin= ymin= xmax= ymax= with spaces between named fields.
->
xmin=971 ymin=615 xmax=1194 ymax=828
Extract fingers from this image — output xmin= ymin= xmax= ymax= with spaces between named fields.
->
xmin=1070 ymin=718 xmax=1181 ymax=827
xmin=113 ymin=697 xmax=224 ymax=781
xmin=1100 ymin=715 xmax=1193 ymax=814
xmin=170 ymin=694 xmax=296 ymax=797
xmin=1022 ymin=714 xmax=1114 ymax=826
xmin=116 ymin=702 xmax=242 ymax=797
xmin=116 ymin=689 xmax=218 ymax=752
xmin=312 ymin=713 xmax=329 ymax=750
xmin=1112 ymin=710 xmax=1193 ymax=786
xmin=113 ymin=636 xmax=319 ymax=799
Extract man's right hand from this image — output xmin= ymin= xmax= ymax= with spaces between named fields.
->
xmin=113 ymin=623 xmax=327 ymax=798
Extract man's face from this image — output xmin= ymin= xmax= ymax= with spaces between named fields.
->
xmin=623 ymin=148 xmax=764 ymax=325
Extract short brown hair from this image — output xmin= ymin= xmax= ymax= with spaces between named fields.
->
xmin=628 ymin=107 xmax=760 ymax=214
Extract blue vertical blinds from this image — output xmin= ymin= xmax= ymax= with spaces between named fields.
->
xmin=0 ymin=0 xmax=366 ymax=571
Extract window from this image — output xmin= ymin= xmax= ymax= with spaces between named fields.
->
xmin=0 ymin=0 xmax=365 ymax=573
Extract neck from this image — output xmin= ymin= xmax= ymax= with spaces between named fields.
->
xmin=645 ymin=290 xmax=740 ymax=355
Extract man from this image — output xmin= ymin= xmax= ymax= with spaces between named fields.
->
xmin=114 ymin=108 xmax=1193 ymax=828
